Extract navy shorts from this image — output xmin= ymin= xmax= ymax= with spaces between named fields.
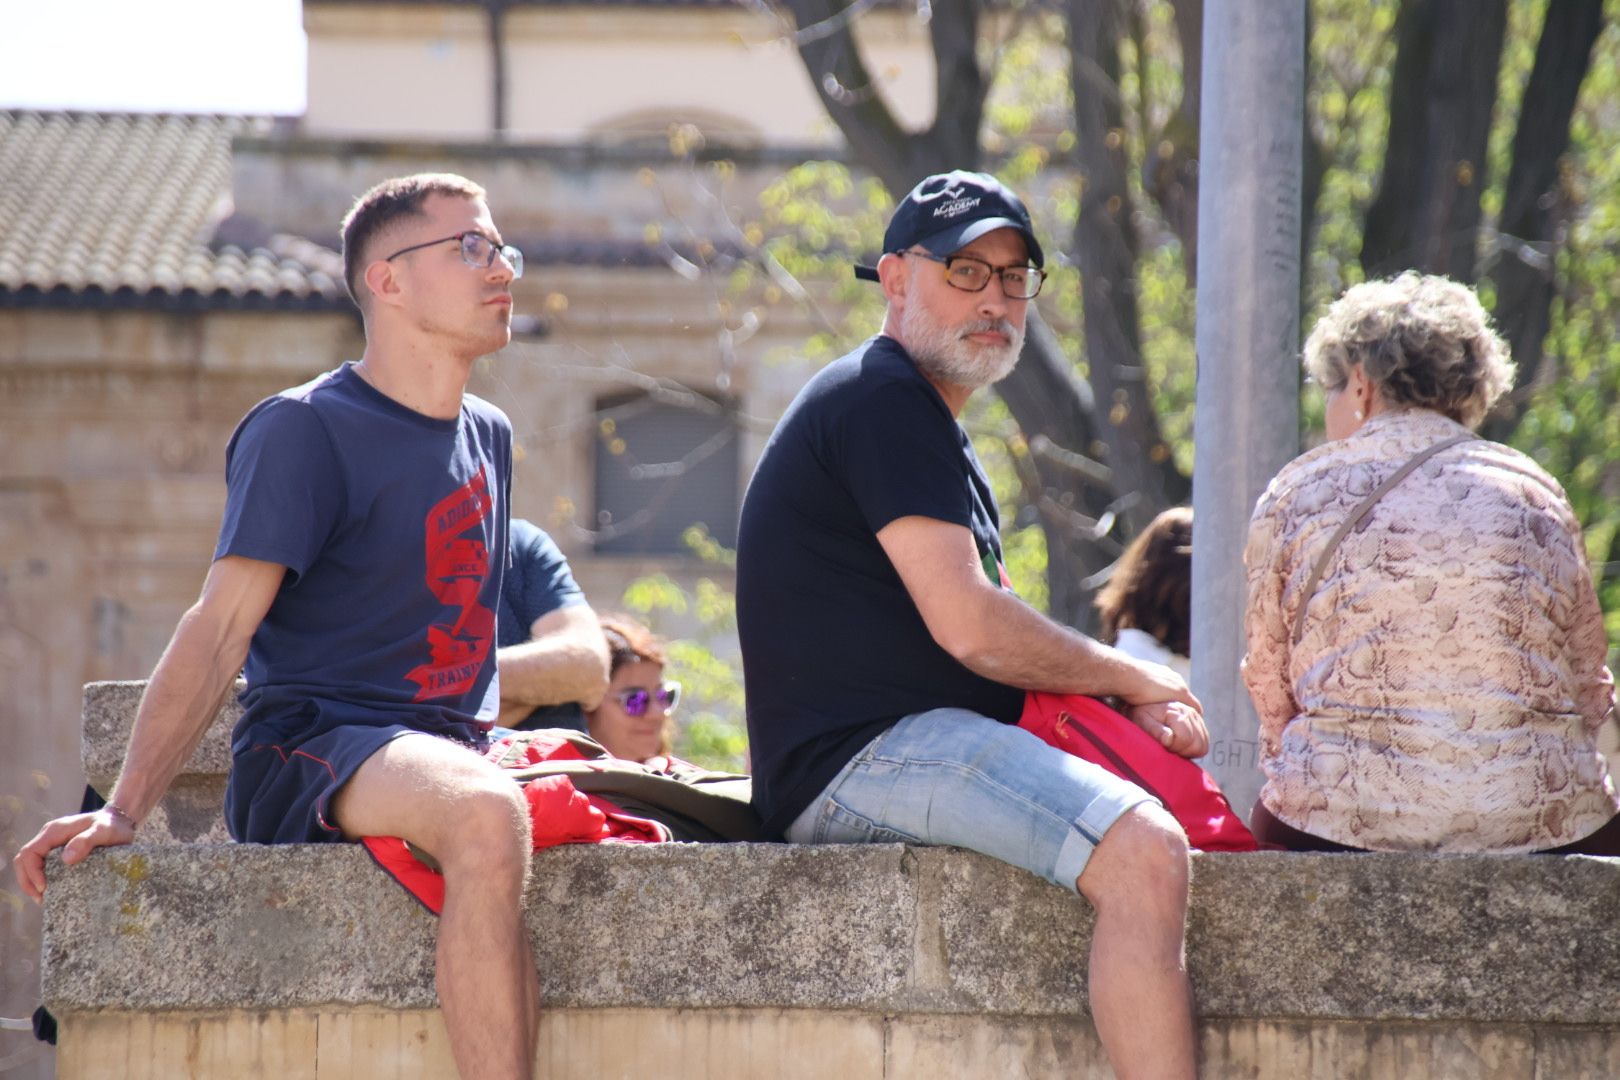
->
xmin=226 ymin=710 xmax=487 ymax=844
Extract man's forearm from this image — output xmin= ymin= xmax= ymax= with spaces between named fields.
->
xmin=110 ymin=606 xmax=255 ymax=822
xmin=953 ymin=586 xmax=1178 ymax=704
xmin=498 ymin=639 xmax=610 ymax=711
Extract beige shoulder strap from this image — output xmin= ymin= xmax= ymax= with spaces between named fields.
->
xmin=1289 ymin=433 xmax=1478 ymax=645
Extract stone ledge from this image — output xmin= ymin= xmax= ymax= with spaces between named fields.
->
xmin=82 ymin=679 xmax=240 ymax=845
xmin=82 ymin=679 xmax=240 ymax=792
xmin=43 ymin=842 xmax=1620 ymax=1025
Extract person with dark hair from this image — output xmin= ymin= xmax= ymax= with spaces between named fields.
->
xmin=1244 ymin=272 xmax=1618 ymax=855
xmin=586 ymin=614 xmax=680 ymax=763
xmin=14 ymin=173 xmax=541 ymax=1079
xmin=496 ymin=518 xmax=610 ymax=730
xmin=738 ymin=170 xmax=1204 ymax=1079
xmin=1096 ymin=506 xmax=1193 ymax=680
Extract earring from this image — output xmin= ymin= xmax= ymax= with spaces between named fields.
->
xmin=1354 ymin=409 xmax=1364 ymax=421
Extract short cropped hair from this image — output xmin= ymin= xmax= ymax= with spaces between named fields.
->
xmin=339 ymin=173 xmax=487 ymax=307
xmin=1303 ymin=272 xmax=1515 ymax=429
xmin=1095 ymin=506 xmax=1192 ymax=658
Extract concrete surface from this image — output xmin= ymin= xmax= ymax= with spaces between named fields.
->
xmin=43 ymin=842 xmax=1620 ymax=1025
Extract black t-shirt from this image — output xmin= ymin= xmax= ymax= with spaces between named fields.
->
xmin=736 ymin=335 xmax=1024 ymax=836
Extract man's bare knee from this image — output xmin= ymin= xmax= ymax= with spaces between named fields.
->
xmin=1078 ymin=803 xmax=1190 ymax=912
xmin=433 ymin=781 xmax=531 ymax=881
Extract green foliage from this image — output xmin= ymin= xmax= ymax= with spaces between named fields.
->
xmin=983 ymin=9 xmax=1071 ymax=159
xmin=966 ymin=391 xmax=1052 ymax=610
xmin=1137 ymin=242 xmax=1197 ymax=475
xmin=620 ymin=572 xmax=689 ymax=616
xmin=665 ymin=638 xmax=749 ymax=768
xmin=1507 ymin=16 xmax=1620 ymax=660
xmin=755 ymin=161 xmax=890 ymax=364
xmin=1304 ymin=0 xmax=1398 ymax=296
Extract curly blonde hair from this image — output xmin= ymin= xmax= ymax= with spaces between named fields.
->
xmin=1303 ymin=272 xmax=1516 ymax=429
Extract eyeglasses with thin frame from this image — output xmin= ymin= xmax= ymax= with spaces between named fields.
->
xmin=614 ymin=680 xmax=681 ymax=718
xmin=384 ymin=231 xmax=524 ymax=279
xmin=903 ymin=250 xmax=1044 ymax=300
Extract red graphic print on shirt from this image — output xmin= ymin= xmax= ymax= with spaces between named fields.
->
xmin=406 ymin=465 xmax=497 ymax=701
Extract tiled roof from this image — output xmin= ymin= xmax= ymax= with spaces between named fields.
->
xmin=0 ymin=111 xmax=350 ymax=311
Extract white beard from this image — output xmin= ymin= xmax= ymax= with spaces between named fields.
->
xmin=900 ymin=300 xmax=1024 ymax=391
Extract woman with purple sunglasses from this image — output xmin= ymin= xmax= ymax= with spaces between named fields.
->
xmin=586 ymin=615 xmax=682 ymax=764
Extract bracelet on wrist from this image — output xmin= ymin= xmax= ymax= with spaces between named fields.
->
xmin=103 ymin=802 xmax=138 ymax=828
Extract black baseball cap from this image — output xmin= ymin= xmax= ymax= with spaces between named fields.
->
xmin=854 ymin=170 xmax=1044 ymax=282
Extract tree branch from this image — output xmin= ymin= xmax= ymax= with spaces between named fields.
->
xmin=1139 ymin=0 xmax=1200 ymax=281
xmin=1481 ymin=0 xmax=1606 ymax=441
xmin=1360 ymin=0 xmax=1508 ymax=281
xmin=775 ymin=0 xmax=929 ymax=187
xmin=1067 ymin=0 xmax=1189 ymax=533
xmin=927 ymin=0 xmax=987 ymax=167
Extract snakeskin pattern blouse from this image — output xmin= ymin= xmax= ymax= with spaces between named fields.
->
xmin=1242 ymin=408 xmax=1617 ymax=852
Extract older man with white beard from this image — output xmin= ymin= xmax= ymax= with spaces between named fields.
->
xmin=736 ymin=171 xmax=1207 ymax=1080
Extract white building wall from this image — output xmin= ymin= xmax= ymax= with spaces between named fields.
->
xmin=303 ymin=3 xmax=936 ymax=145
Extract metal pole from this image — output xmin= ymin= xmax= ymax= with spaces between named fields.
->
xmin=1191 ymin=0 xmax=1306 ymax=819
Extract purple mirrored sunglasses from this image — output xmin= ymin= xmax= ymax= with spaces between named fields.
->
xmin=614 ymin=680 xmax=681 ymax=717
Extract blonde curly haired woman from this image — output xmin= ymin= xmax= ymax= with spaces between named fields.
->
xmin=1242 ymin=272 xmax=1618 ymax=854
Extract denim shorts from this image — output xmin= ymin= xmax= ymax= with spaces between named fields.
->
xmin=786 ymin=708 xmax=1158 ymax=892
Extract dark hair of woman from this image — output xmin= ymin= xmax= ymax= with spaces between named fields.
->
xmin=599 ymin=614 xmax=667 ymax=676
xmin=1094 ymin=506 xmax=1193 ymax=659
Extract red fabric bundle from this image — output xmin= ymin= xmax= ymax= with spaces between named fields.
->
xmin=362 ymin=733 xmax=670 ymax=914
xmin=1019 ymin=691 xmax=1258 ymax=852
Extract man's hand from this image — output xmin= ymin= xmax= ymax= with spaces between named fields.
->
xmin=1115 ymin=657 xmax=1202 ymax=714
xmin=12 ymin=809 xmax=137 ymax=903
xmin=1126 ymin=700 xmax=1210 ymax=759
xmin=12 ymin=554 xmax=282 ymax=903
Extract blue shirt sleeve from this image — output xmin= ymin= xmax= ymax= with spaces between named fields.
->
xmin=499 ymin=519 xmax=586 ymax=646
xmin=214 ymin=396 xmax=344 ymax=581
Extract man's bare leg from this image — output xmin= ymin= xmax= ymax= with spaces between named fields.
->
xmin=1076 ymin=803 xmax=1197 ymax=1080
xmin=332 ymin=733 xmax=539 ymax=1080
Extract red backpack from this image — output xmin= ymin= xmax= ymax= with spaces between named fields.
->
xmin=1019 ymin=691 xmax=1258 ymax=852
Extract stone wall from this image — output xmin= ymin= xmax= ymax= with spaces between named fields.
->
xmin=39 ymin=682 xmax=1620 ymax=1078
xmin=43 ymin=843 xmax=1620 ymax=1078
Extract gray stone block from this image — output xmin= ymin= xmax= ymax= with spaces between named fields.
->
xmin=1185 ymin=850 xmax=1620 ymax=1024
xmin=81 ymin=680 xmax=240 ymax=844
xmin=81 ymin=679 xmax=240 ymax=790
xmin=525 ymin=842 xmax=913 ymax=1010
xmin=41 ymin=841 xmax=1620 ymax=1027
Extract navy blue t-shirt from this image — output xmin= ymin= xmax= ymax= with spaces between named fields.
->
xmin=498 ymin=518 xmax=589 ymax=729
xmin=736 ymin=335 xmax=1024 ymax=836
xmin=217 ymin=363 xmax=513 ymax=747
